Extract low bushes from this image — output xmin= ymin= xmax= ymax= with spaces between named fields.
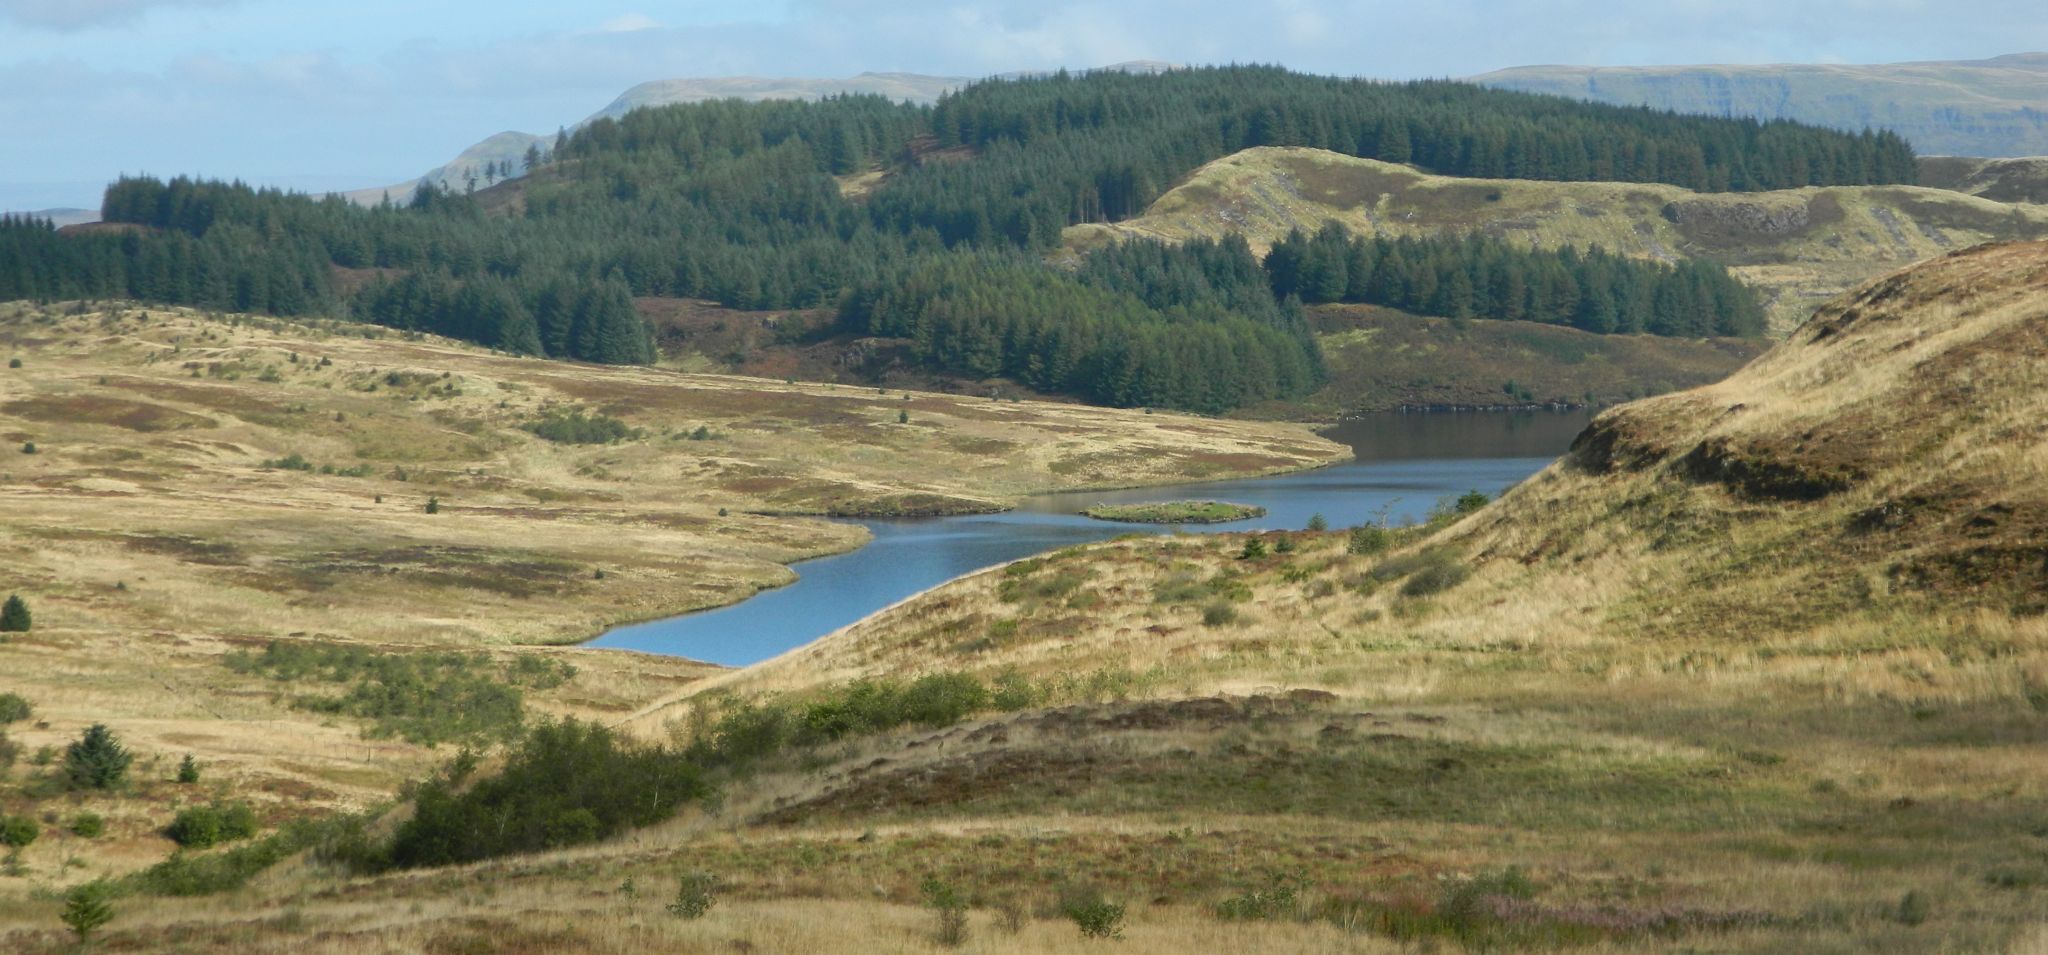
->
xmin=223 ymin=641 xmax=576 ymax=746
xmin=1366 ymin=548 xmax=1474 ymax=598
xmin=166 ymin=802 xmax=258 ymax=849
xmin=524 ymin=408 xmax=641 ymax=445
xmin=386 ymin=719 xmax=705 ymax=868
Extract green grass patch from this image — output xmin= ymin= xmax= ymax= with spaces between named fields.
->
xmin=223 ymin=641 xmax=574 ymax=746
xmin=1081 ymin=500 xmax=1266 ymax=524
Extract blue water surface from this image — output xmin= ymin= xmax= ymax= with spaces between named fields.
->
xmin=589 ymin=410 xmax=1590 ymax=665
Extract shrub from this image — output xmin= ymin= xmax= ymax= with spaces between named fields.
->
xmin=61 ymin=879 xmax=115 ymax=943
xmin=0 ymin=692 xmax=29 ymax=723
xmin=167 ymin=802 xmax=254 ymax=849
xmin=1895 ymin=889 xmax=1930 ymax=926
xmin=223 ymin=641 xmax=543 ymax=745
xmin=424 ymin=496 xmax=440 ymax=514
xmin=387 ymin=719 xmax=706 ymax=868
xmin=0 ymin=814 xmax=38 ymax=848
xmin=167 ymin=805 xmax=224 ymax=848
xmin=0 ymin=731 xmax=17 ymax=769
xmin=899 ymin=673 xmax=990 ymax=727
xmin=922 ymin=875 xmax=970 ymax=947
xmin=1216 ymin=872 xmax=1308 ymax=921
xmin=991 ymin=670 xmax=1039 ymax=711
xmin=6 ymin=357 xmax=18 ymax=368
xmin=1455 ymin=490 xmax=1491 ymax=514
xmin=1201 ymin=601 xmax=1239 ymax=627
xmin=135 ymin=813 xmax=372 ymax=896
xmin=176 ymin=754 xmax=201 ymax=784
xmin=64 ymin=723 xmax=132 ymax=790
xmin=262 ymin=452 xmax=313 ymax=471
xmin=0 ymin=594 xmax=29 ymax=632
xmin=666 ymin=871 xmax=718 ymax=919
xmin=1347 ymin=525 xmax=1390 ymax=556
xmin=1237 ymin=537 xmax=1267 ymax=560
xmin=1306 ymin=513 xmax=1328 ymax=532
xmin=18 ymin=442 xmax=34 ymax=455
xmin=1061 ymin=886 xmax=1126 ymax=940
xmin=69 ymin=813 xmax=105 ymax=838
xmin=525 ymin=408 xmax=641 ymax=445
xmin=1400 ymin=558 xmax=1472 ymax=598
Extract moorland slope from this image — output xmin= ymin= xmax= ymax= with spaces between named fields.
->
xmin=0 ymin=301 xmax=1339 ymax=900
xmin=1067 ymin=147 xmax=2048 ymax=334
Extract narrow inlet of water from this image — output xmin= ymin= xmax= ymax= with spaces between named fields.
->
xmin=589 ymin=410 xmax=1592 ymax=665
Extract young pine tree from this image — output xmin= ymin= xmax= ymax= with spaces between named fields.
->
xmin=64 ymin=724 xmax=132 ymax=790
xmin=61 ymin=879 xmax=115 ymax=944
xmin=0 ymin=594 xmax=29 ymax=632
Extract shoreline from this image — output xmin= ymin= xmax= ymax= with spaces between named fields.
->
xmin=567 ymin=438 xmax=1350 ymax=665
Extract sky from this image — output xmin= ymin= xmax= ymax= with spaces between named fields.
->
xmin=2 ymin=0 xmax=2043 ymax=211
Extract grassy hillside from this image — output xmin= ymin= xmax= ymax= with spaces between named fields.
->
xmin=1920 ymin=155 xmax=2048 ymax=205
xmin=1262 ymin=304 xmax=1767 ymax=416
xmin=5 ymin=247 xmax=2045 ymax=951
xmin=0 ymin=301 xmax=1339 ymax=900
xmin=1067 ymin=146 xmax=2048 ymax=333
xmin=1476 ymin=53 xmax=2048 ymax=157
xmin=545 ymin=241 xmax=2043 ymax=953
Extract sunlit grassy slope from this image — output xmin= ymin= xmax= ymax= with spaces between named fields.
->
xmin=8 ymin=243 xmax=2048 ymax=952
xmin=544 ymin=241 xmax=2043 ymax=954
xmin=0 ymin=301 xmax=1340 ymax=895
xmin=1066 ymin=147 xmax=2048 ymax=334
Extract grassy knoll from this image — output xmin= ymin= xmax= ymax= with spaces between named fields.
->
xmin=0 ymin=300 xmax=1341 ymax=897
xmin=1066 ymin=146 xmax=2048 ymax=334
xmin=1081 ymin=500 xmax=1266 ymax=524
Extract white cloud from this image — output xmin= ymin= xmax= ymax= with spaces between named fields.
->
xmin=593 ymin=13 xmax=661 ymax=34
xmin=0 ymin=0 xmax=234 ymax=30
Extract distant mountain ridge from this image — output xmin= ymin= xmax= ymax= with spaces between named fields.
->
xmin=1474 ymin=53 xmax=2048 ymax=158
xmin=347 ymin=62 xmax=1179 ymax=206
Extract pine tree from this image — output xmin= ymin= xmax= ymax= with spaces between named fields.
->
xmin=63 ymin=723 xmax=131 ymax=790
xmin=61 ymin=879 xmax=115 ymax=944
xmin=0 ymin=594 xmax=27 ymax=632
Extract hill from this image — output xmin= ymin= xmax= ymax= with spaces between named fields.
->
xmin=500 ymin=241 xmax=2047 ymax=954
xmin=0 ymin=300 xmax=1340 ymax=901
xmin=1068 ymin=146 xmax=2048 ymax=332
xmin=15 ymin=242 xmax=2038 ymax=952
xmin=13 ymin=67 xmax=1926 ymax=417
xmin=1919 ymin=155 xmax=2048 ymax=205
xmin=340 ymin=72 xmax=975 ymax=206
xmin=1476 ymin=53 xmax=2048 ymax=157
xmin=1267 ymin=304 xmax=1768 ymax=415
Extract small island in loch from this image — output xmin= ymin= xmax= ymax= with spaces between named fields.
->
xmin=1080 ymin=500 xmax=1268 ymax=524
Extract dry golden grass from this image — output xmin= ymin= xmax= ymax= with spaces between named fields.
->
xmin=574 ymin=242 xmax=2048 ymax=952
xmin=8 ymin=243 xmax=2047 ymax=951
xmin=0 ymin=300 xmax=1340 ymax=898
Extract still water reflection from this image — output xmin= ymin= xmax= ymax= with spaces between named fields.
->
xmin=589 ymin=411 xmax=1591 ymax=665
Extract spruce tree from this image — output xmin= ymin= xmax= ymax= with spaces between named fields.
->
xmin=61 ymin=879 xmax=115 ymax=944
xmin=63 ymin=723 xmax=131 ymax=790
xmin=0 ymin=594 xmax=28 ymax=632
